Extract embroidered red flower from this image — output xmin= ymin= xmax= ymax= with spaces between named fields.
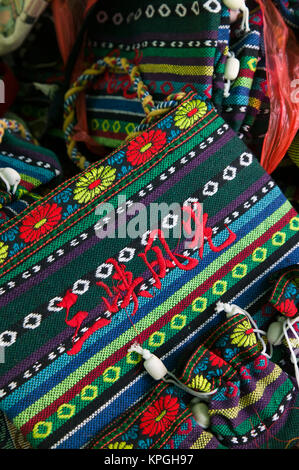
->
xmin=240 ymin=366 xmax=251 ymax=381
xmin=276 ymin=298 xmax=298 ymax=317
xmin=20 ymin=203 xmax=62 ymax=243
xmin=126 ymin=129 xmax=167 ymax=166
xmin=224 ymin=381 xmax=239 ymax=398
xmin=140 ymin=395 xmax=179 ymax=437
xmin=209 ymin=351 xmax=225 ymax=368
xmin=254 ymin=354 xmax=268 ymax=371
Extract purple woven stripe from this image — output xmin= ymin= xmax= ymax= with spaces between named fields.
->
xmin=5 ymin=141 xmax=61 ymax=171
xmin=179 ymin=424 xmax=221 ymax=449
xmin=233 ymin=389 xmax=297 ymax=449
xmin=0 ymin=127 xmax=234 ymax=310
xmin=212 ymin=371 xmax=288 ymax=428
xmin=249 ymin=89 xmax=268 ymax=101
xmin=208 ymin=172 xmax=270 ymax=227
xmin=0 ymin=162 xmax=269 ymax=313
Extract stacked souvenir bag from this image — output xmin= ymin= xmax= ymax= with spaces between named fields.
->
xmin=0 ymin=0 xmax=64 ymax=242
xmin=0 ymin=0 xmax=298 ymax=450
xmin=0 ymin=0 xmax=63 ymax=448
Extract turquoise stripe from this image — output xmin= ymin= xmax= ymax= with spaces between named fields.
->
xmin=0 ymin=154 xmax=55 ymax=182
xmin=1 ymin=185 xmax=283 ymax=411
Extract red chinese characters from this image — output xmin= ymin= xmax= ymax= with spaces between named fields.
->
xmin=59 ymin=207 xmax=236 ymax=355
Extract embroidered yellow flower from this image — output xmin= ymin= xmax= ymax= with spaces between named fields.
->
xmin=230 ymin=320 xmax=257 ymax=348
xmin=188 ymin=374 xmax=211 ymax=393
xmin=282 ymin=336 xmax=299 ymax=350
xmin=108 ymin=441 xmax=134 ymax=449
xmin=174 ymin=99 xmax=207 ymax=130
xmin=0 ymin=241 xmax=8 ymax=264
xmin=73 ymin=165 xmax=116 ymax=204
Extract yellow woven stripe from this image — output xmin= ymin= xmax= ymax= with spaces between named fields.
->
xmin=190 ymin=431 xmax=214 ymax=449
xmin=209 ymin=365 xmax=282 ymax=419
xmin=140 ymin=64 xmax=214 ymax=76
xmin=288 ymin=134 xmax=299 ymax=166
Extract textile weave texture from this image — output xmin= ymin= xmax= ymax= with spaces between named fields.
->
xmin=0 ymin=92 xmax=298 ymax=448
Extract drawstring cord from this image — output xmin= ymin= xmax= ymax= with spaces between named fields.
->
xmin=223 ymin=0 xmax=250 ymax=33
xmin=128 ymin=342 xmax=218 ymax=400
xmin=216 ymin=301 xmax=272 ymax=359
xmin=0 ymin=118 xmax=35 ymax=145
xmin=64 ymin=56 xmax=186 ymax=169
xmin=283 ymin=317 xmax=299 ymax=388
xmin=273 ymin=316 xmax=299 ymax=388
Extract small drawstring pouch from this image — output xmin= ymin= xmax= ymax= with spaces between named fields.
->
xmin=64 ymin=55 xmax=187 ymax=170
xmin=266 ymin=265 xmax=299 ymax=387
xmin=87 ymin=342 xmax=236 ymax=449
xmin=200 ymin=305 xmax=299 ymax=448
xmin=221 ymin=7 xmax=263 ymax=135
xmin=88 ymin=382 xmax=226 ymax=450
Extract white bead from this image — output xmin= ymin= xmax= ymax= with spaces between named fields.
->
xmin=229 ymin=9 xmax=240 ymax=23
xmin=225 ymin=304 xmax=241 ymax=318
xmin=224 ymin=56 xmax=240 ymax=81
xmin=144 ymin=354 xmax=168 ymax=380
xmin=0 ymin=167 xmax=21 ymax=194
xmin=223 ymin=0 xmax=245 ymax=11
xmin=267 ymin=321 xmax=284 ymax=345
xmin=192 ymin=402 xmax=210 ymax=429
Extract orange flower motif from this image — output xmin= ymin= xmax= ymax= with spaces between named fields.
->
xmin=140 ymin=395 xmax=179 ymax=437
xmin=20 ymin=203 xmax=62 ymax=243
xmin=126 ymin=129 xmax=167 ymax=166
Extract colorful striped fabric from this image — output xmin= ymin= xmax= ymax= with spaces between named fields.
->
xmin=64 ymin=0 xmax=273 ymax=166
xmin=0 ymin=92 xmax=298 ymax=449
xmin=274 ymin=0 xmax=299 ymax=30
xmin=0 ymin=129 xmax=62 ymax=215
xmin=89 ymin=311 xmax=298 ymax=449
xmin=77 ymin=0 xmax=231 ymax=149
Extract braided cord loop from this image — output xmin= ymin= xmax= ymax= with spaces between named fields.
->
xmin=63 ymin=56 xmax=185 ymax=169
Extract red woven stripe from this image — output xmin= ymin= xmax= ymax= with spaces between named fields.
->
xmin=20 ymin=207 xmax=296 ymax=435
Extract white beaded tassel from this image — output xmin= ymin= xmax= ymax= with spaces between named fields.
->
xmin=267 ymin=316 xmax=299 ymax=388
xmin=190 ymin=398 xmax=211 ymax=429
xmin=128 ymin=343 xmax=218 ymax=399
xmin=128 ymin=343 xmax=168 ymax=380
xmin=223 ymin=0 xmax=250 ymax=32
xmin=223 ymin=51 xmax=240 ymax=98
xmin=0 ymin=167 xmax=21 ymax=194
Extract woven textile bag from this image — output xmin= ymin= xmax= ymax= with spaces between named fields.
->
xmin=0 ymin=119 xmax=62 ymax=226
xmin=0 ymin=83 xmax=298 ymax=448
xmin=62 ymin=0 xmax=231 ymax=165
xmin=89 ymin=309 xmax=299 ymax=449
